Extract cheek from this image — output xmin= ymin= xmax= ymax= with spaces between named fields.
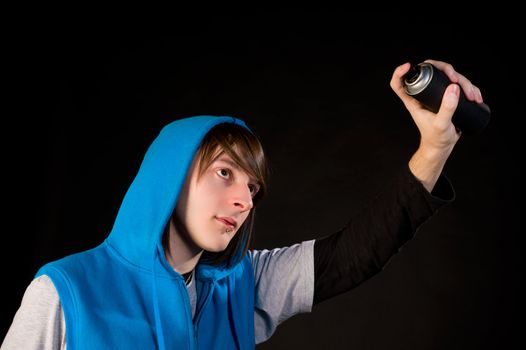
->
xmin=197 ymin=180 xmax=225 ymax=204
xmin=187 ymin=182 xmax=222 ymax=217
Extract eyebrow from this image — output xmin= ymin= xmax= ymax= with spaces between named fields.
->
xmin=215 ymin=157 xmax=241 ymax=170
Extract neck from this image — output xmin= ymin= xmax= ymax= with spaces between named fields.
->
xmin=164 ymin=219 xmax=203 ymax=274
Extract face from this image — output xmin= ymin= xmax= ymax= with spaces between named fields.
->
xmin=174 ymin=149 xmax=260 ymax=253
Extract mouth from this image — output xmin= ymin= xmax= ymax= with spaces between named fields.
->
xmin=216 ymin=216 xmax=237 ymax=230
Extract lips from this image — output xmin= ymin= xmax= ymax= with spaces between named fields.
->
xmin=216 ymin=216 xmax=237 ymax=229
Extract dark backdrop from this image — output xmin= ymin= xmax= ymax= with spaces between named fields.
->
xmin=4 ymin=13 xmax=522 ymax=349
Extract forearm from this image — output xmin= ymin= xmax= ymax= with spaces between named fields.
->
xmin=408 ymin=144 xmax=454 ymax=193
xmin=313 ymin=163 xmax=455 ymax=306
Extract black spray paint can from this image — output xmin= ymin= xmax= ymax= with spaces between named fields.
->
xmin=403 ymin=62 xmax=491 ymax=134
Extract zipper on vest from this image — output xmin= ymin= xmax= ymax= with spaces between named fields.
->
xmin=177 ymin=277 xmax=196 ymax=349
xmin=193 ymin=281 xmax=215 ymax=341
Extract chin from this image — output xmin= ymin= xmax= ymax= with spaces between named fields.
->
xmin=200 ymin=238 xmax=232 ymax=253
xmin=205 ymin=247 xmax=227 ymax=253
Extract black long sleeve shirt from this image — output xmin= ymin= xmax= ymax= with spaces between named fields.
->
xmin=313 ymin=164 xmax=455 ymax=305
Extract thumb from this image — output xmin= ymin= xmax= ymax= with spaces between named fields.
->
xmin=438 ymin=84 xmax=460 ymax=122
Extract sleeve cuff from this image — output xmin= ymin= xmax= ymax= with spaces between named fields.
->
xmin=402 ymin=163 xmax=456 ymax=211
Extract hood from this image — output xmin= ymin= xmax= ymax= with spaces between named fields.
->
xmin=106 ymin=115 xmax=249 ymax=278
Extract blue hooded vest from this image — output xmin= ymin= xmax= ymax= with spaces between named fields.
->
xmin=36 ymin=116 xmax=256 ymax=349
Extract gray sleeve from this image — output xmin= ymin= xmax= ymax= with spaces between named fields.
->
xmin=248 ymin=239 xmax=315 ymax=344
xmin=1 ymin=275 xmax=66 ymax=350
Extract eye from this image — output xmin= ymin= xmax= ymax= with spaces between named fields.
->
xmin=248 ymin=184 xmax=260 ymax=197
xmin=216 ymin=168 xmax=231 ymax=179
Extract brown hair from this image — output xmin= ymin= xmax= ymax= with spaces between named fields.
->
xmin=196 ymin=122 xmax=268 ymax=266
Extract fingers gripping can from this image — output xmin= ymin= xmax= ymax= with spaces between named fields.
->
xmin=403 ymin=62 xmax=491 ymax=134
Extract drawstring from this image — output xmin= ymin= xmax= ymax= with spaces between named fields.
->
xmin=152 ymin=250 xmax=167 ymax=350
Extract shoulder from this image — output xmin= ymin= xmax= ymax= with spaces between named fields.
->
xmin=36 ymin=243 xmax=109 ymax=279
xmin=248 ymin=240 xmax=315 ymax=266
xmin=23 ymin=275 xmax=60 ymax=303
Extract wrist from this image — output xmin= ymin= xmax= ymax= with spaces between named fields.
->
xmin=416 ymin=142 xmax=455 ymax=164
xmin=409 ymin=144 xmax=453 ymax=193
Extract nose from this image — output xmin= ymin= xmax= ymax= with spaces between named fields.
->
xmin=230 ymin=183 xmax=254 ymax=212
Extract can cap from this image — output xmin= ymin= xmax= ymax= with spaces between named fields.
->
xmin=404 ymin=63 xmax=434 ymax=95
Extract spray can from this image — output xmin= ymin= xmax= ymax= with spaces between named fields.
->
xmin=403 ymin=62 xmax=491 ymax=134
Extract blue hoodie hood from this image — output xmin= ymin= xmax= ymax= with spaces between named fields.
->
xmin=107 ymin=115 xmax=248 ymax=277
xmin=37 ymin=116 xmax=256 ymax=349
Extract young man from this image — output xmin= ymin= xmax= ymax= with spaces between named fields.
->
xmin=2 ymin=60 xmax=485 ymax=349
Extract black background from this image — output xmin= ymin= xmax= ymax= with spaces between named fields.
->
xmin=3 ymin=12 xmax=523 ymax=349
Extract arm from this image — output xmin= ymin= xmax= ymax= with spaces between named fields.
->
xmin=249 ymin=241 xmax=315 ymax=344
xmin=314 ymin=60 xmax=485 ymax=305
xmin=313 ymin=164 xmax=454 ymax=305
xmin=1 ymin=275 xmax=66 ymax=350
